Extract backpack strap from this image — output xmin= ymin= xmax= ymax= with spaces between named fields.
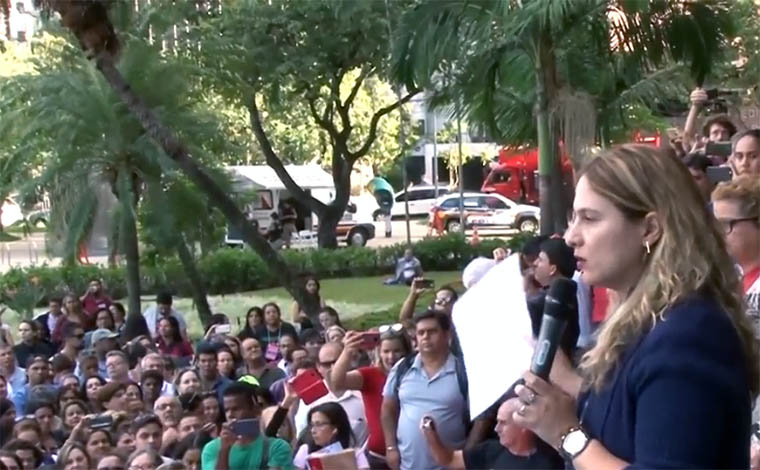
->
xmin=259 ymin=437 xmax=270 ymax=470
xmin=453 ymin=355 xmax=471 ymax=429
xmin=392 ymin=353 xmax=417 ymax=398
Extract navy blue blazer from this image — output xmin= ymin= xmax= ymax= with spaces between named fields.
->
xmin=578 ymin=295 xmax=752 ymax=469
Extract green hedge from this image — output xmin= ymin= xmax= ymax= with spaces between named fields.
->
xmin=0 ymin=233 xmax=532 ymax=303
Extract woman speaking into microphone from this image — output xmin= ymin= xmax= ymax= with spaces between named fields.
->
xmin=513 ymin=145 xmax=759 ymax=468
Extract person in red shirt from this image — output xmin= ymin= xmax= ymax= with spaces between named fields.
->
xmin=156 ymin=316 xmax=194 ymax=359
xmin=80 ymin=279 xmax=113 ymax=320
xmin=328 ymin=324 xmax=412 ymax=469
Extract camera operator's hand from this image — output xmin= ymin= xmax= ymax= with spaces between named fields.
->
xmin=690 ymin=87 xmax=708 ymax=107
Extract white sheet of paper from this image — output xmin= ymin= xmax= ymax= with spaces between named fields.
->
xmin=453 ymin=253 xmax=534 ymax=419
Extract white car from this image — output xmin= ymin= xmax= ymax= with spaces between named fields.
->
xmin=374 ymin=185 xmax=450 ymax=219
xmin=430 ymin=192 xmax=540 ymax=233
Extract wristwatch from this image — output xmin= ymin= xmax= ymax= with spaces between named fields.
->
xmin=559 ymin=426 xmax=590 ymax=462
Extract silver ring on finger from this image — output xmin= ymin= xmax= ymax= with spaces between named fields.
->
xmin=518 ymin=403 xmax=527 ymax=416
xmin=525 ymin=389 xmax=536 ymax=405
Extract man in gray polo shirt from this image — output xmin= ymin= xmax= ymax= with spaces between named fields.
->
xmin=381 ymin=310 xmax=468 ymax=470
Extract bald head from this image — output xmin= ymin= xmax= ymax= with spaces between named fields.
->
xmin=241 ymin=337 xmax=263 ymax=363
xmin=317 ymin=342 xmax=342 ymax=378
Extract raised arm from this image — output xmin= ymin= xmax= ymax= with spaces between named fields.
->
xmin=399 ymin=278 xmax=429 ymax=324
xmin=327 ymin=331 xmax=365 ymax=395
xmin=682 ymin=88 xmax=708 ymax=153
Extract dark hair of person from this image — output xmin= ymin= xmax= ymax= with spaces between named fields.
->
xmin=702 ymin=114 xmax=737 ymax=138
xmin=158 ymin=316 xmax=184 ymax=345
xmin=437 ymin=285 xmax=459 ymax=302
xmin=18 ymin=320 xmax=38 ymax=336
xmin=298 ymin=276 xmax=322 ymax=319
xmin=12 ymin=418 xmax=41 ymax=439
xmin=124 ymin=342 xmax=148 ymax=369
xmin=2 ymin=440 xmax=43 ymax=468
xmin=25 ymin=355 xmax=48 ymax=369
xmin=318 ymin=307 xmax=342 ymax=328
xmin=94 ymin=308 xmax=116 ymax=330
xmin=170 ymin=433 xmax=204 ymax=461
xmin=539 ymin=238 xmax=577 ymax=279
xmin=61 ymin=400 xmax=89 ymax=425
xmin=56 ymin=384 xmax=82 ymax=407
xmin=123 ymin=314 xmax=151 ymax=343
xmin=61 ymin=322 xmax=83 ymax=338
xmin=294 ymin=358 xmax=317 ymax=374
xmin=306 ymin=402 xmax=354 ymax=453
xmin=239 ymin=307 xmax=263 ymax=339
xmin=111 ymin=302 xmax=126 ymax=318
xmin=141 ymin=370 xmax=164 ymax=386
xmin=521 ymin=235 xmax=550 ymax=258
xmin=285 ymin=346 xmax=306 ymax=364
xmin=0 ymin=399 xmax=13 ymax=418
xmin=51 ymin=354 xmax=76 ymax=375
xmin=97 ymin=381 xmax=127 ymax=403
xmin=48 ymin=296 xmax=63 ymax=305
xmin=87 ymin=427 xmax=114 ymax=446
xmin=129 ymin=414 xmax=163 ymax=435
xmin=261 ymin=302 xmax=282 ymax=319
xmin=684 ymin=153 xmax=712 ymax=173
xmin=156 ymin=291 xmax=173 ymax=306
xmin=126 ymin=381 xmax=143 ymax=401
xmin=299 ymin=328 xmax=323 ymax=345
xmin=221 ymin=382 xmax=261 ymax=409
xmin=81 ymin=375 xmax=106 ymax=399
xmin=413 ymin=309 xmax=452 ymax=331
xmin=195 ymin=341 xmax=217 ymax=359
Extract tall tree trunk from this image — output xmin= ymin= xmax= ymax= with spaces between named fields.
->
xmin=117 ymin=170 xmax=141 ymax=316
xmin=317 ymin=206 xmax=341 ymax=249
xmin=534 ymin=30 xmax=565 ymax=235
xmin=175 ymin=236 xmax=213 ymax=329
xmin=94 ymin=54 xmax=301 ymax=301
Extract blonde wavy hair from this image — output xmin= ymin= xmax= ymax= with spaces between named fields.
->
xmin=577 ymin=145 xmax=760 ymax=397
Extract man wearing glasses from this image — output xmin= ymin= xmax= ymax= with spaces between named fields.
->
xmin=712 ymin=175 xmax=760 ymax=469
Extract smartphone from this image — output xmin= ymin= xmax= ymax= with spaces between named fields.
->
xmin=288 ymin=369 xmax=329 ymax=405
xmin=230 ymin=418 xmax=260 ymax=439
xmin=359 ymin=331 xmax=381 ymax=350
xmin=89 ymin=414 xmax=114 ymax=430
xmin=416 ymin=279 xmax=434 ymax=289
xmin=215 ymin=324 xmax=231 ymax=334
xmin=706 ymin=166 xmax=733 ymax=184
xmin=704 ymin=141 xmax=732 ymax=158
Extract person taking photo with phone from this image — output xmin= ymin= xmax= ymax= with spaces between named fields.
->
xmin=328 ymin=325 xmax=412 ymax=469
xmin=201 ymin=382 xmax=293 ymax=470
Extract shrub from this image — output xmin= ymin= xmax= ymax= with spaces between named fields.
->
xmin=0 ymin=233 xmax=532 ymax=305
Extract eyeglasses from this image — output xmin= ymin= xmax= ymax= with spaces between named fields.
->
xmin=311 ymin=421 xmax=332 ymax=429
xmin=717 ymin=216 xmax=758 ymax=234
xmin=434 ymin=296 xmax=453 ymax=306
xmin=378 ymin=323 xmax=403 ymax=334
xmin=74 ymin=334 xmax=85 ymax=339
xmin=318 ymin=360 xmax=336 ymax=368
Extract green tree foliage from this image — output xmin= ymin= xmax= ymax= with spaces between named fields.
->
xmin=189 ymin=0 xmax=419 ymax=247
xmin=394 ymin=0 xmax=738 ymax=233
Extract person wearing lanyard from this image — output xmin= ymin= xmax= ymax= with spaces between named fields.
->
xmin=511 ymin=145 xmax=757 ymax=468
xmin=254 ymin=302 xmax=298 ymax=362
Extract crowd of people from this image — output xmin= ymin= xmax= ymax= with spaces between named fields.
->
xmin=0 ymin=118 xmax=758 ymax=469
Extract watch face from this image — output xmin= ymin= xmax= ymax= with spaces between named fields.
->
xmin=563 ymin=429 xmax=588 ymax=455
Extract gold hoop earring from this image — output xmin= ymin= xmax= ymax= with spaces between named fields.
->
xmin=645 ymin=241 xmax=651 ymax=255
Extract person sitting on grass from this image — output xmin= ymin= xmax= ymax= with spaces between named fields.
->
xmin=384 ymin=249 xmax=423 ymax=285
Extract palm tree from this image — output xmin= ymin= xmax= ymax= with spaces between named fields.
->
xmin=1 ymin=37 xmax=226 ymax=323
xmin=393 ymin=0 xmax=735 ymax=234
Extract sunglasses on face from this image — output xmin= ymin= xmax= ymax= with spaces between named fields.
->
xmin=378 ymin=323 xmax=404 ymax=334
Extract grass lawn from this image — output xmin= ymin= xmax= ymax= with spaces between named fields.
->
xmin=1 ymin=271 xmax=462 ymax=340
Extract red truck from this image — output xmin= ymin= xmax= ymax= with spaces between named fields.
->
xmin=481 ymin=146 xmax=574 ymax=205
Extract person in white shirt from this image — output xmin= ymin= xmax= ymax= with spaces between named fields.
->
xmin=294 ymin=342 xmax=368 ymax=447
xmin=294 ymin=401 xmax=370 ymax=470
xmin=141 ymin=353 xmax=177 ymax=396
xmin=142 ymin=292 xmax=188 ymax=339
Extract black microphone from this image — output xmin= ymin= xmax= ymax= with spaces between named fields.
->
xmin=530 ymin=278 xmax=577 ymax=380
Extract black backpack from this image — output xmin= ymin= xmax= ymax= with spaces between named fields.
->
xmin=391 ymin=353 xmax=471 ymax=427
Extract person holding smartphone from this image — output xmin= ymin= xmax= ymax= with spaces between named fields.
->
xmin=201 ymin=382 xmax=293 ymax=470
xmin=328 ymin=326 xmax=411 ymax=469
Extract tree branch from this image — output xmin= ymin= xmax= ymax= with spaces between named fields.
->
xmin=307 ymin=95 xmax=340 ymax=142
xmin=247 ymin=96 xmax=327 ymax=214
xmin=334 ymin=65 xmax=373 ymax=139
xmin=92 ymin=53 xmax=301 ymax=300
xmin=348 ymin=88 xmax=420 ymax=163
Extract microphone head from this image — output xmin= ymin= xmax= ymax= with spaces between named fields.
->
xmin=544 ymin=278 xmax=577 ymax=321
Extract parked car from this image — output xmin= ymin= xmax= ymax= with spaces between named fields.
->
xmin=429 ymin=192 xmax=540 ymax=234
xmin=373 ymin=185 xmax=450 ymax=220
